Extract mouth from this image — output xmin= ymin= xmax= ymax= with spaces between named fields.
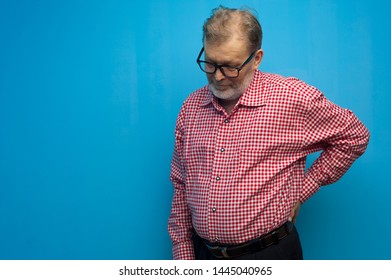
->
xmin=213 ymin=84 xmax=230 ymax=91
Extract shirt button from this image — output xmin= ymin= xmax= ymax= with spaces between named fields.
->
xmin=224 ymin=119 xmax=229 ymax=124
xmin=220 ymin=148 xmax=225 ymax=152
xmin=212 ymin=207 xmax=216 ymax=212
xmin=216 ymin=176 xmax=220 ymax=181
xmin=214 ymin=238 xmax=219 ymax=243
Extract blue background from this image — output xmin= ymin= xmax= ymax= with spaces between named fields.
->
xmin=0 ymin=0 xmax=389 ymax=260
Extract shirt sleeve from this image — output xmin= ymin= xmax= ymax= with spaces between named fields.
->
xmin=167 ymin=103 xmax=195 ymax=260
xmin=300 ymin=89 xmax=370 ymax=202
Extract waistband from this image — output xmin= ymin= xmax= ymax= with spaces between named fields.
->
xmin=200 ymin=221 xmax=293 ymax=259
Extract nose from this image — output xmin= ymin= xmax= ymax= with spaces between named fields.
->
xmin=214 ymin=68 xmax=226 ymax=81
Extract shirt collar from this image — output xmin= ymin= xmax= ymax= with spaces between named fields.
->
xmin=199 ymin=70 xmax=268 ymax=108
xmin=200 ymin=86 xmax=214 ymax=107
xmin=240 ymin=70 xmax=268 ymax=107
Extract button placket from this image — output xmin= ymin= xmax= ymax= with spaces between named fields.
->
xmin=208 ymin=114 xmax=234 ymax=243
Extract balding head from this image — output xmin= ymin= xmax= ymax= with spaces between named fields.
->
xmin=202 ymin=6 xmax=263 ymax=53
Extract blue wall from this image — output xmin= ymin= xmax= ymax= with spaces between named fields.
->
xmin=0 ymin=0 xmax=389 ymax=259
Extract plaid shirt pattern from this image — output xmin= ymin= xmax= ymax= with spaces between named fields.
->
xmin=168 ymin=70 xmax=369 ymax=259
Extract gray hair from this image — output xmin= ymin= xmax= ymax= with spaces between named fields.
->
xmin=202 ymin=6 xmax=263 ymax=52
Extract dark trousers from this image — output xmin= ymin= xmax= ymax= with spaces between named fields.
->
xmin=193 ymin=225 xmax=303 ymax=260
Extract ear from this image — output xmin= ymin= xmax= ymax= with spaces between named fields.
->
xmin=253 ymin=49 xmax=264 ymax=69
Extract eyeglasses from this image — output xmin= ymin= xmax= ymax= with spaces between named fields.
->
xmin=196 ymin=47 xmax=257 ymax=78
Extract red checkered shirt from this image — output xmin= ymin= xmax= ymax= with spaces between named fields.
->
xmin=168 ymin=70 xmax=369 ymax=259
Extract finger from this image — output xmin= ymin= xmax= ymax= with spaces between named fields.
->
xmin=288 ymin=207 xmax=299 ymax=224
xmin=288 ymin=209 xmax=295 ymax=222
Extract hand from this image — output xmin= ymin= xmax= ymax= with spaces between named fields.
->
xmin=288 ymin=201 xmax=301 ymax=224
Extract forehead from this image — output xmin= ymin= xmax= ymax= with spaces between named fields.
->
xmin=204 ymin=38 xmax=249 ymax=64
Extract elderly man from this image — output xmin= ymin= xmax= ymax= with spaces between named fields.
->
xmin=168 ymin=6 xmax=369 ymax=260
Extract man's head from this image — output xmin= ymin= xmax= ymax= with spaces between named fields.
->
xmin=199 ymin=6 xmax=264 ymax=105
xmin=203 ymin=6 xmax=262 ymax=53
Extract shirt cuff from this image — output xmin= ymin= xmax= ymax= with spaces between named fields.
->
xmin=172 ymin=240 xmax=195 ymax=260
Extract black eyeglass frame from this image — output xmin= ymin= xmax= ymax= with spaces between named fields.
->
xmin=196 ymin=47 xmax=257 ymax=78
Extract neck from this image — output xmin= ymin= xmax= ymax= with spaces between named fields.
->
xmin=218 ymin=98 xmax=238 ymax=115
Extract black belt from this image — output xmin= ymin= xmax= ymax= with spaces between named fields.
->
xmin=202 ymin=221 xmax=293 ymax=259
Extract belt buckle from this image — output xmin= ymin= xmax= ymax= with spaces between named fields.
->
xmin=206 ymin=244 xmax=230 ymax=259
xmin=220 ymin=247 xmax=229 ymax=258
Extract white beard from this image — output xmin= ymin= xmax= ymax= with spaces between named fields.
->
xmin=209 ymin=71 xmax=254 ymax=102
